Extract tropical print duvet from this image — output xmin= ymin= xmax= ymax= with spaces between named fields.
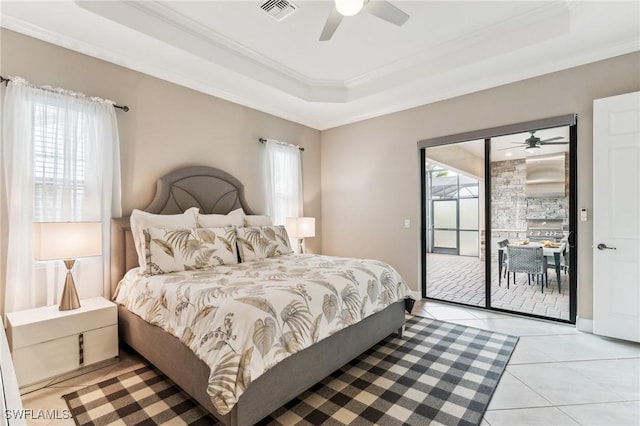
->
xmin=114 ymin=253 xmax=413 ymax=415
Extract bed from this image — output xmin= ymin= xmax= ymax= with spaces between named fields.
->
xmin=110 ymin=166 xmax=413 ymax=426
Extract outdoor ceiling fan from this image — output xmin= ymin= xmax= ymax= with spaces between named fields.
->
xmin=500 ymin=131 xmax=569 ymax=153
xmin=319 ymin=0 xmax=410 ymax=41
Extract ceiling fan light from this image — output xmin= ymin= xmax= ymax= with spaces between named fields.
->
xmin=525 ymin=145 xmax=540 ymax=154
xmin=335 ymin=0 xmax=364 ymax=16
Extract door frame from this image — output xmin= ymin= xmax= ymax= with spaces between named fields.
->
xmin=419 ymin=114 xmax=578 ymax=324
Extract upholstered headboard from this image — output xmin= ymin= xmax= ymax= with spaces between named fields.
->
xmin=110 ymin=166 xmax=255 ymax=295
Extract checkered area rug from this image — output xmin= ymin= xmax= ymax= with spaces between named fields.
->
xmin=63 ymin=365 xmax=213 ymax=425
xmin=63 ymin=316 xmax=517 ymax=425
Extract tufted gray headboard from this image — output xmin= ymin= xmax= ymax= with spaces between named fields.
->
xmin=110 ymin=166 xmax=256 ymax=295
xmin=143 ymin=166 xmax=254 ymax=215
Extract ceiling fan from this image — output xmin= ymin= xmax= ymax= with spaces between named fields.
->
xmin=320 ymin=0 xmax=410 ymax=41
xmin=500 ymin=131 xmax=569 ymax=153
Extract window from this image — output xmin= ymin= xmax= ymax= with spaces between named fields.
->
xmin=2 ymin=78 xmax=121 ymax=313
xmin=33 ymin=102 xmax=90 ymax=221
xmin=264 ymin=140 xmax=302 ymax=226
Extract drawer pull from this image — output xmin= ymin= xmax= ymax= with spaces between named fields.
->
xmin=79 ymin=333 xmax=84 ymax=366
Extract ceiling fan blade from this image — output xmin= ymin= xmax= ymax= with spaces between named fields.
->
xmin=540 ymin=141 xmax=569 ymax=145
xmin=497 ymin=146 xmax=519 ymax=151
xmin=540 ymin=136 xmax=564 ymax=142
xmin=364 ymin=0 xmax=410 ymax=26
xmin=319 ymin=7 xmax=344 ymax=41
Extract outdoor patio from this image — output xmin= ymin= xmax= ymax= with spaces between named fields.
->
xmin=425 ymin=253 xmax=570 ymax=321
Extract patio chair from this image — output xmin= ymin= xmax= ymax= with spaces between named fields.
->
xmin=546 ymin=247 xmax=568 ymax=293
xmin=506 ymin=245 xmax=547 ymax=293
xmin=497 ymin=239 xmax=510 ymax=286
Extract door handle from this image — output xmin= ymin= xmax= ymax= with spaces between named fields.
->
xmin=597 ymin=243 xmax=616 ymax=250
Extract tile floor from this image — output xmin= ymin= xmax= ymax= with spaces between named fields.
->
xmin=426 ymin=253 xmax=571 ymax=320
xmin=414 ymin=300 xmax=640 ymax=426
xmin=20 ymin=300 xmax=640 ymax=426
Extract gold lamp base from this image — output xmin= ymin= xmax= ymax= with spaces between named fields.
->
xmin=59 ymin=259 xmax=81 ymax=311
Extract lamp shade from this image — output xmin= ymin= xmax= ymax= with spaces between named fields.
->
xmin=286 ymin=217 xmax=316 ymax=239
xmin=34 ymin=222 xmax=102 ymax=260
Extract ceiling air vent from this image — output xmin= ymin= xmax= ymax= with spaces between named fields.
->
xmin=260 ymin=0 xmax=298 ymax=22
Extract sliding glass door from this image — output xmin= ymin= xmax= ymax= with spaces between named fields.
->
xmin=419 ymin=115 xmax=577 ymax=323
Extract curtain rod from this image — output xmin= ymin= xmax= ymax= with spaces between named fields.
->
xmin=259 ymin=137 xmax=304 ymax=151
xmin=0 ymin=75 xmax=129 ymax=112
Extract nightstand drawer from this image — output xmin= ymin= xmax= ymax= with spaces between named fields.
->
xmin=12 ymin=334 xmax=79 ymax=387
xmin=84 ymin=325 xmax=119 ymax=365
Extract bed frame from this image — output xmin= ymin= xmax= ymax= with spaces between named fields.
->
xmin=111 ymin=166 xmax=406 ymax=426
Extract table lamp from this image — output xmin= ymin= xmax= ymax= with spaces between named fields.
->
xmin=286 ymin=217 xmax=315 ymax=253
xmin=33 ymin=222 xmax=102 ymax=311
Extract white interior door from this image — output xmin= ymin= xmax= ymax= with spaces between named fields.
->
xmin=593 ymin=91 xmax=640 ymax=343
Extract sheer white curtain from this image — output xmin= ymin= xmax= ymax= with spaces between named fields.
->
xmin=264 ymin=140 xmax=302 ymax=226
xmin=2 ymin=77 xmax=121 ymax=313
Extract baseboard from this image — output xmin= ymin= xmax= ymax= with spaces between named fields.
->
xmin=576 ymin=316 xmax=593 ymax=333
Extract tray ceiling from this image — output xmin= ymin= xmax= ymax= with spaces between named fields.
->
xmin=1 ymin=1 xmax=638 ymax=130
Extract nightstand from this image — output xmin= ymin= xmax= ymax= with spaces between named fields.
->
xmin=6 ymin=297 xmax=118 ymax=391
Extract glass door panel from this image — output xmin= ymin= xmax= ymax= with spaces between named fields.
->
xmin=459 ymin=198 xmax=478 ymax=229
xmin=432 ymin=200 xmax=457 ymax=253
xmin=489 ymin=126 xmax=572 ymax=321
xmin=433 ymin=200 xmax=457 ymax=228
xmin=433 ymin=230 xmax=457 ymax=249
xmin=459 ymin=231 xmax=478 ymax=256
xmin=459 ymin=198 xmax=479 ymax=256
xmin=424 ymin=141 xmax=485 ymax=308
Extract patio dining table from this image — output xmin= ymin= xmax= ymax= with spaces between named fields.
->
xmin=498 ymin=242 xmax=567 ymax=290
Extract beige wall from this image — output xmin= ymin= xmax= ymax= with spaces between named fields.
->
xmin=321 ymin=52 xmax=640 ymax=321
xmin=0 ymin=29 xmax=322 ymax=309
xmin=2 ymin=28 xmax=639 ymax=322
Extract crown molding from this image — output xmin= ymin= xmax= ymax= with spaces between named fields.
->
xmin=2 ymin=1 xmax=638 ymax=131
xmin=76 ymin=0 xmax=349 ymax=103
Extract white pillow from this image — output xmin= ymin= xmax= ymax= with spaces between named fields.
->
xmin=244 ymin=215 xmax=272 ymax=226
xmin=130 ymin=207 xmax=199 ymax=268
xmin=228 ymin=207 xmax=271 ymax=226
xmin=197 ymin=213 xmax=243 ymax=228
xmin=228 ymin=208 xmax=245 ymax=217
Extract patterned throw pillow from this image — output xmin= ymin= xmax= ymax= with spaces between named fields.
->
xmin=236 ymin=225 xmax=293 ymax=262
xmin=143 ymin=226 xmax=237 ymax=275
xmin=130 ymin=207 xmax=199 ymax=270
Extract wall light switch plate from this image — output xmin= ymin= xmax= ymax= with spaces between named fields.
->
xmin=404 ymin=219 xmax=411 ymax=228
xmin=580 ymin=208 xmax=588 ymax=222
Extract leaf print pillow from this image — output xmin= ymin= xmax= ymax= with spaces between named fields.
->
xmin=130 ymin=207 xmax=199 ymax=271
xmin=236 ymin=225 xmax=293 ymax=262
xmin=143 ymin=226 xmax=238 ymax=275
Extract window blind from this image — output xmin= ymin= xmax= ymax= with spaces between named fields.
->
xmin=33 ymin=102 xmax=87 ymax=222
